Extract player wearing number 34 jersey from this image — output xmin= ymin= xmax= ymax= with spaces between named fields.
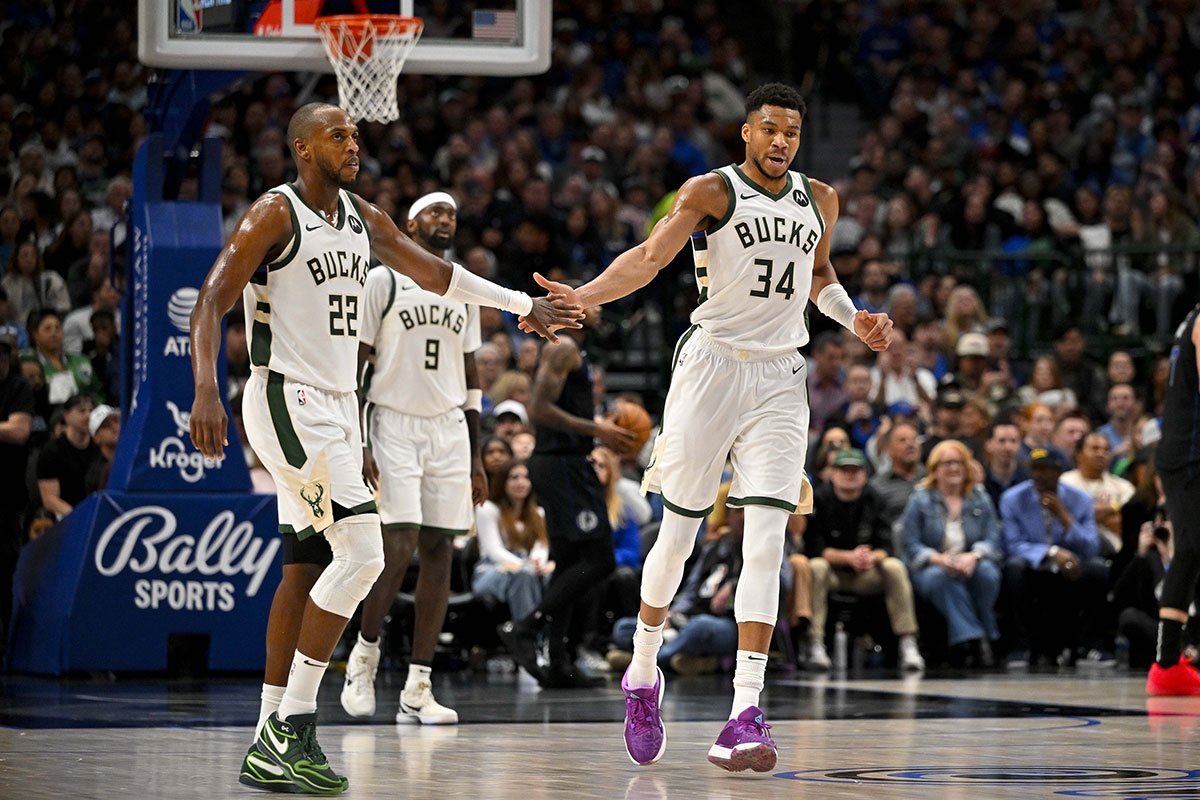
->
xmin=529 ymin=83 xmax=895 ymax=774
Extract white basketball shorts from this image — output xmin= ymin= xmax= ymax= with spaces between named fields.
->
xmin=642 ymin=325 xmax=810 ymax=517
xmin=242 ymin=369 xmax=375 ymax=539
xmin=366 ymin=403 xmax=474 ymax=534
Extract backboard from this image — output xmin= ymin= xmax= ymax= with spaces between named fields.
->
xmin=139 ymin=0 xmax=550 ymax=76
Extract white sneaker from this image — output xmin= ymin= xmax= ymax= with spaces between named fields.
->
xmin=807 ymin=639 xmax=831 ymax=671
xmin=340 ymin=637 xmax=380 ymax=717
xmin=899 ymin=636 xmax=926 ymax=672
xmin=397 ymin=681 xmax=458 ymax=725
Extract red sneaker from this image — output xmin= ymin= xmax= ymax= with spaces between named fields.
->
xmin=1147 ymin=657 xmax=1200 ymax=696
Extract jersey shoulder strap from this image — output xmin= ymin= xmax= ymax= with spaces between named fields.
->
xmin=379 ymin=268 xmax=398 ymax=320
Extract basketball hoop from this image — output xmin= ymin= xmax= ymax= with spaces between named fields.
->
xmin=315 ymin=15 xmax=423 ymax=124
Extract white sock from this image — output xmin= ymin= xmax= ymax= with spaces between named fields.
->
xmin=277 ymin=650 xmax=329 ymax=721
xmin=730 ymin=650 xmax=767 ymax=718
xmin=628 ymin=615 xmax=664 ymax=688
xmin=405 ymin=663 xmax=432 ymax=692
xmin=256 ymin=683 xmax=286 ymax=737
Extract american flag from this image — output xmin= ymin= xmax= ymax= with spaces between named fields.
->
xmin=473 ymin=9 xmax=517 ymax=40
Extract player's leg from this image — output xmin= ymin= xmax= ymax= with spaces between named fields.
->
xmin=1149 ymin=470 xmax=1200 ymax=694
xmin=343 ymin=406 xmax=422 ymax=716
xmin=707 ymin=351 xmax=809 ymax=772
xmin=240 ymin=537 xmax=329 ymax=794
xmin=396 ymin=528 xmax=458 ymax=724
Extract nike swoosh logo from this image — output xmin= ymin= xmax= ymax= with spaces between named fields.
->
xmin=399 ymin=285 xmax=416 ymax=291
xmin=265 ymin=726 xmax=289 ymax=755
xmin=792 ymin=365 xmax=803 ymax=374
xmin=739 ymin=193 xmax=756 ymax=200
xmin=247 ymin=755 xmax=284 ymax=776
xmin=302 ymin=659 xmax=325 ymax=668
xmin=305 ymin=223 xmax=322 ymax=231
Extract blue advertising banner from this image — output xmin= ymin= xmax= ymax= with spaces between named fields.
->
xmin=9 ymin=491 xmax=280 ymax=674
xmin=108 ymin=133 xmax=249 ymax=494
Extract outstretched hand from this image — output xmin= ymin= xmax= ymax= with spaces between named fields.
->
xmin=853 ymin=309 xmax=894 ymax=351
xmin=519 ymin=289 xmax=584 ymax=343
xmin=518 ymin=273 xmax=585 ymax=336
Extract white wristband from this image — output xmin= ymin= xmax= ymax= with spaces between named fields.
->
xmin=463 ymin=388 xmax=483 ymax=414
xmin=815 ymin=283 xmax=858 ymax=331
xmin=444 ymin=263 xmax=533 ymax=316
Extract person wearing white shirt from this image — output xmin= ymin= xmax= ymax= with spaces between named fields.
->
xmin=1060 ymin=431 xmax=1135 ymax=556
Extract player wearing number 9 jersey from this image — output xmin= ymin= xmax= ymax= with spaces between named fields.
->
xmin=188 ymin=103 xmax=580 ymax=795
xmin=529 ymin=83 xmax=895 ymax=773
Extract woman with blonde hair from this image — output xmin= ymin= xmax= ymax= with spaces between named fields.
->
xmin=489 ymin=369 xmax=531 ymax=406
xmin=472 ymin=460 xmax=551 ymax=623
xmin=942 ymin=285 xmax=986 ymax=352
xmin=902 ymin=439 xmax=1003 ymax=665
xmin=590 ymin=446 xmax=641 ymax=570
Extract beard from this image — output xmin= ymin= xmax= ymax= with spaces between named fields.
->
xmin=318 ymin=157 xmax=357 ymax=190
xmin=420 ymin=229 xmax=452 ymax=251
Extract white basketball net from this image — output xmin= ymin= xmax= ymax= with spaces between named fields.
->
xmin=315 ymin=16 xmax=423 ymax=124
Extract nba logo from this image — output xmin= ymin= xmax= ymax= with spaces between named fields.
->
xmin=678 ymin=353 xmax=688 ymax=368
xmin=297 ymin=388 xmax=307 ymax=406
xmin=178 ymin=0 xmax=200 ymax=33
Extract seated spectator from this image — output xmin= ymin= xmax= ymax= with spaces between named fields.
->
xmin=1017 ymin=355 xmax=1079 ymax=412
xmin=823 ymin=364 xmax=884 ymax=450
xmin=807 ymin=448 xmax=924 ymax=671
xmin=1000 ymin=448 xmax=1107 ymax=667
xmin=84 ymin=403 xmax=119 ymax=493
xmin=1016 ymin=402 xmax=1055 ymax=466
xmin=868 ymin=420 xmax=925 ymax=539
xmin=951 ymin=333 xmax=991 ymax=400
xmin=921 ymin=386 xmax=965 ymax=461
xmin=957 ymin=398 xmax=991 ymax=459
xmin=869 ymin=329 xmax=935 ymax=417
xmin=86 ymin=309 xmax=119 ymax=405
xmin=472 ymin=460 xmax=551 ymax=624
xmin=903 ymin=440 xmax=1003 ymax=666
xmin=0 ymin=288 xmax=30 ymax=350
xmin=1051 ymin=412 xmax=1091 ymax=458
xmin=473 ymin=343 xmax=502 ymax=416
xmin=1060 ymin=432 xmax=1135 ymax=556
xmin=2 ymin=240 xmax=70 ymax=331
xmin=23 ymin=308 xmax=102 ymax=407
xmin=35 ymin=393 xmax=100 ymax=520
xmin=490 ymin=369 xmax=531 ymax=406
xmin=1096 ymin=383 xmax=1139 ymax=466
xmin=609 ymin=504 xmax=750 ymax=676
xmin=511 ymin=430 xmax=536 ymax=460
xmin=1114 ymin=449 xmax=1160 ymax=579
xmin=62 ymin=276 xmax=119 ymax=354
xmin=480 ymin=434 xmax=513 ymax=484
xmin=1112 ymin=481 xmax=1173 ymax=668
xmin=983 ymin=421 xmax=1028 ymax=509
xmin=491 ymin=399 xmax=528 ymax=441
xmin=809 ymin=424 xmax=851 ymax=483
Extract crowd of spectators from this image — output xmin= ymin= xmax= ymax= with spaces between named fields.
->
xmin=4 ymin=1 xmax=1200 ymax=672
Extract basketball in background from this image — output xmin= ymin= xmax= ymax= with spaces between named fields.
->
xmin=609 ymin=399 xmax=652 ymax=455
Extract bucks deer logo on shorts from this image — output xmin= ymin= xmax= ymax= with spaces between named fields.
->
xmin=300 ymin=481 xmax=326 ymax=518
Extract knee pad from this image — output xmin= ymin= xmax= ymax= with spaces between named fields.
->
xmin=733 ymin=506 xmax=789 ymax=625
xmin=640 ymin=510 xmax=703 ymax=608
xmin=309 ymin=513 xmax=385 ymax=618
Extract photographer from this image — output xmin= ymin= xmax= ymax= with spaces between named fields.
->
xmin=1113 ymin=504 xmax=1183 ymax=668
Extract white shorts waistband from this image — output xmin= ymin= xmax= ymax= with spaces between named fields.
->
xmin=689 ymin=325 xmax=802 ymax=363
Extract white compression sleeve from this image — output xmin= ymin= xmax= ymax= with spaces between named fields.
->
xmin=816 ymin=282 xmax=858 ymax=332
xmin=733 ymin=505 xmax=789 ymax=625
xmin=444 ymin=263 xmax=533 ymax=316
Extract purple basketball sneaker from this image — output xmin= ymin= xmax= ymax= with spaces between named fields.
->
xmin=707 ymin=706 xmax=776 ymax=772
xmin=622 ymin=666 xmax=666 ymax=766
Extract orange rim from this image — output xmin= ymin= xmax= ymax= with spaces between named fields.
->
xmin=315 ymin=14 xmax=424 ymax=37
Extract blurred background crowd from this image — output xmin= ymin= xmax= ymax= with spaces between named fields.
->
xmin=2 ymin=0 xmax=1200 ymax=675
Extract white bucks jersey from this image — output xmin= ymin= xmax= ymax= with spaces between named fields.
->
xmin=243 ymin=183 xmax=372 ymax=392
xmin=359 ymin=265 xmax=482 ymax=417
xmin=690 ymin=164 xmax=826 ymax=350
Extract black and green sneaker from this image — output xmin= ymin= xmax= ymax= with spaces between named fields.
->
xmin=256 ymin=712 xmax=349 ymax=795
xmin=238 ymin=740 xmax=296 ymax=793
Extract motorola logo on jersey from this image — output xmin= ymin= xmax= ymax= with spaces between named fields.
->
xmin=734 ymin=217 xmax=818 ymax=254
xmin=348 ymin=215 xmax=363 ymax=234
xmin=793 ymin=188 xmax=810 ymax=207
xmin=93 ymin=505 xmax=279 ymax=612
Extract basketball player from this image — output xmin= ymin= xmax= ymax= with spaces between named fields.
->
xmin=528 ymin=84 xmax=893 ymax=771
xmin=339 ymin=190 xmax=485 ymax=724
xmin=189 ymin=103 xmax=579 ymax=794
xmin=1148 ymin=303 xmax=1200 ymax=695
xmin=497 ymin=304 xmax=637 ymax=688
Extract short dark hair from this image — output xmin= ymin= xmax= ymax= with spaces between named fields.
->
xmin=987 ymin=421 xmax=1020 ymax=440
xmin=745 ymin=83 xmax=807 ymax=119
xmin=286 ymin=102 xmax=341 ymax=155
xmin=812 ymin=331 xmax=841 ymax=353
xmin=1077 ymin=430 xmax=1109 ymax=453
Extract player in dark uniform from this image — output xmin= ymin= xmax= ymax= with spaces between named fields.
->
xmin=498 ymin=314 xmax=635 ymax=687
xmin=1148 ymin=304 xmax=1200 ymax=695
